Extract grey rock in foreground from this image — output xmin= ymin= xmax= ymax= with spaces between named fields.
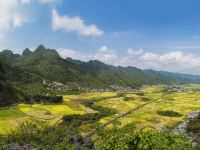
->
xmin=173 ymin=110 xmax=200 ymax=136
xmin=69 ymin=134 xmax=95 ymax=150
xmin=8 ymin=143 xmax=47 ymax=150
xmin=173 ymin=110 xmax=200 ymax=148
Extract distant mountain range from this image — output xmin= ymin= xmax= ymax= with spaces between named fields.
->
xmin=1 ymin=44 xmax=200 ymax=97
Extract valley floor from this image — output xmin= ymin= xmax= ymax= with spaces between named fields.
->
xmin=1 ymin=84 xmax=200 ymax=136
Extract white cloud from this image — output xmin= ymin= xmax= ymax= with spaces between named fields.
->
xmin=58 ymin=48 xmax=78 ymax=58
xmin=13 ymin=14 xmax=23 ymax=27
xmin=52 ymin=9 xmax=104 ymax=37
xmin=57 ymin=46 xmax=118 ymax=65
xmin=57 ymin=46 xmax=200 ymax=74
xmin=121 ymin=49 xmax=200 ymax=74
xmin=0 ymin=0 xmax=26 ymax=39
xmin=93 ymin=46 xmax=119 ymax=64
xmin=57 ymin=48 xmax=89 ymax=60
xmin=99 ymin=46 xmax=108 ymax=53
xmin=141 ymin=52 xmax=158 ymax=61
xmin=0 ymin=0 xmax=62 ymax=40
xmin=127 ymin=48 xmax=144 ymax=57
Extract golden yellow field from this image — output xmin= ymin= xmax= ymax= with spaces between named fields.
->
xmin=1 ymin=85 xmax=200 ymax=135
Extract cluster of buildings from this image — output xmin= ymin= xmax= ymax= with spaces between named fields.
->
xmin=109 ymin=85 xmax=134 ymax=93
xmin=42 ymin=80 xmax=200 ymax=94
xmin=43 ymin=80 xmax=69 ymax=92
xmin=42 ymin=80 xmax=135 ymax=93
xmin=166 ymin=85 xmax=188 ymax=92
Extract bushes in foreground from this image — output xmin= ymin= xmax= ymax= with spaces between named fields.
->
xmin=0 ymin=121 xmax=76 ymax=150
xmin=0 ymin=121 xmax=191 ymax=150
xmin=32 ymin=95 xmax=63 ymax=104
xmin=97 ymin=124 xmax=191 ymax=150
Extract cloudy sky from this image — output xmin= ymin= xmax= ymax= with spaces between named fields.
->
xmin=1 ymin=0 xmax=200 ymax=74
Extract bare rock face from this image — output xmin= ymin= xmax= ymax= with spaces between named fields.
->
xmin=21 ymin=144 xmax=37 ymax=150
xmin=173 ymin=110 xmax=200 ymax=135
xmin=7 ymin=134 xmax=94 ymax=150
xmin=8 ymin=143 xmax=47 ymax=150
xmin=69 ymin=134 xmax=95 ymax=150
xmin=173 ymin=110 xmax=200 ymax=148
xmin=8 ymin=143 xmax=21 ymax=150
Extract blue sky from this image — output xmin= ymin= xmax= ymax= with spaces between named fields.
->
xmin=1 ymin=0 xmax=200 ymax=74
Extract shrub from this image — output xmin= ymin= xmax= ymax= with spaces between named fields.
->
xmin=157 ymin=110 xmax=182 ymax=117
xmin=141 ymin=97 xmax=150 ymax=102
xmin=187 ymin=113 xmax=200 ymax=133
xmin=117 ymin=93 xmax=126 ymax=97
xmin=32 ymin=95 xmax=63 ymax=104
xmin=123 ymin=97 xmax=133 ymax=101
xmin=0 ymin=121 xmax=76 ymax=150
xmin=98 ymin=123 xmax=190 ymax=150
xmin=136 ymin=92 xmax=144 ymax=96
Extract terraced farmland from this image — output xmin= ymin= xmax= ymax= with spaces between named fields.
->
xmin=1 ymin=85 xmax=200 ymax=136
xmin=0 ymin=98 xmax=91 ymax=134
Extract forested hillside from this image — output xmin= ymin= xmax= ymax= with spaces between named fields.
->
xmin=0 ymin=62 xmax=24 ymax=107
xmin=1 ymin=44 xmax=200 ymax=102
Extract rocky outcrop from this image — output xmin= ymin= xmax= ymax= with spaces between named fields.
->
xmin=69 ymin=134 xmax=95 ymax=150
xmin=173 ymin=110 xmax=200 ymax=148
xmin=7 ymin=143 xmax=47 ymax=150
xmin=6 ymin=135 xmax=94 ymax=150
xmin=173 ymin=110 xmax=200 ymax=135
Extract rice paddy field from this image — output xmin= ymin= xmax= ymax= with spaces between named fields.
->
xmin=1 ymin=84 xmax=200 ymax=135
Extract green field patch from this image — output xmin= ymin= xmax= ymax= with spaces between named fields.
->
xmin=0 ymin=108 xmax=26 ymax=118
xmin=32 ymin=104 xmax=85 ymax=115
xmin=157 ymin=110 xmax=182 ymax=117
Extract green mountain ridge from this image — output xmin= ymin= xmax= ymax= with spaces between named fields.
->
xmin=1 ymin=45 xmax=200 ymax=92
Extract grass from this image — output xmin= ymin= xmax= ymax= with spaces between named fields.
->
xmin=0 ymin=108 xmax=26 ymax=118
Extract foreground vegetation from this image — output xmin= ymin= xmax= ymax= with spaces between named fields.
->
xmin=0 ymin=121 xmax=190 ymax=150
xmin=97 ymin=123 xmax=190 ymax=150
